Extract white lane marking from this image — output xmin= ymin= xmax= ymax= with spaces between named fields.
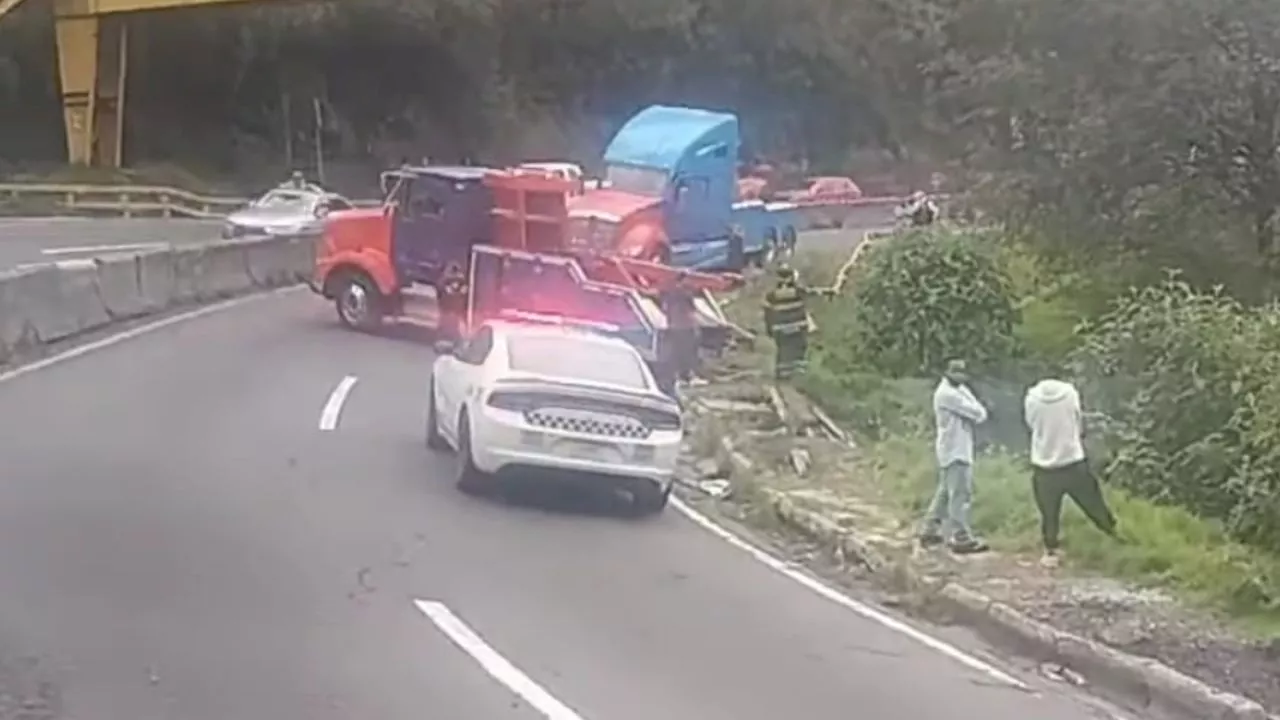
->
xmin=318 ymin=375 xmax=358 ymax=430
xmin=42 ymin=242 xmax=167 ymax=255
xmin=669 ymin=496 xmax=1030 ymax=691
xmin=0 ymin=287 xmax=302 ymax=387
xmin=414 ymin=600 xmax=587 ymax=720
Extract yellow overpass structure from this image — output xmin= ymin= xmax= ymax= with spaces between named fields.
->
xmin=0 ymin=0 xmax=288 ymax=167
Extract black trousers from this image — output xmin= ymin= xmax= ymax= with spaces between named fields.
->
xmin=1032 ymin=460 xmax=1117 ymax=551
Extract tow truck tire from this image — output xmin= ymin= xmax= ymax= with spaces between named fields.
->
xmin=425 ymin=379 xmax=449 ymax=451
xmin=727 ymin=231 xmax=746 ymax=271
xmin=655 ymin=244 xmax=672 ymax=266
xmin=629 ymin=481 xmax=671 ymax=517
xmin=454 ymin=412 xmax=492 ymax=496
xmin=781 ymin=226 xmax=798 ymax=257
xmin=335 ymin=271 xmax=384 ymax=331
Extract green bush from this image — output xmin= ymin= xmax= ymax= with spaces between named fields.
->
xmin=846 ymin=226 xmax=1020 ymax=377
xmin=1073 ymin=276 xmax=1280 ymax=551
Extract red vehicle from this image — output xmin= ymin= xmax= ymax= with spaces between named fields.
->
xmin=779 ymin=176 xmax=864 ymax=228
xmin=311 ymin=163 xmax=739 ymax=362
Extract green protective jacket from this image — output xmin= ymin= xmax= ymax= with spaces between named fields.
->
xmin=763 ymin=281 xmax=810 ymax=336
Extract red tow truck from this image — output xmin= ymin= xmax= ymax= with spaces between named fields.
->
xmin=310 ymin=163 xmax=741 ymax=364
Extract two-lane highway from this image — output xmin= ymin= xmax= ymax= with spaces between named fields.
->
xmin=0 ymin=287 xmax=1136 ymax=720
xmin=0 ymin=218 xmax=222 ymax=270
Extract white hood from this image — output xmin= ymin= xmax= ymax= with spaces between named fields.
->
xmin=1027 ymin=379 xmax=1075 ymax=405
xmin=1024 ymin=379 xmax=1085 ymax=469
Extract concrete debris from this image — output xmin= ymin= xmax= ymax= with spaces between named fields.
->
xmin=693 ymin=458 xmax=724 ymax=480
xmin=788 ymin=448 xmax=811 ymax=476
xmin=696 ymin=398 xmax=773 ymax=415
xmin=697 ymin=479 xmax=733 ymax=499
xmin=766 ymin=385 xmax=789 ymax=426
xmin=1039 ymin=662 xmax=1086 ymax=687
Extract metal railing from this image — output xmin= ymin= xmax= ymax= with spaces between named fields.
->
xmin=0 ymin=182 xmax=380 ymax=219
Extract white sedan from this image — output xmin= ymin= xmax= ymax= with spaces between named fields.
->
xmin=426 ymin=320 xmax=683 ymax=515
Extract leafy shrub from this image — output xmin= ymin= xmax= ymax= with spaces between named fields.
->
xmin=846 ymin=225 xmax=1020 ymax=376
xmin=1073 ymin=276 xmax=1280 ymax=550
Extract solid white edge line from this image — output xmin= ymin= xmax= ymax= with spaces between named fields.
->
xmin=318 ymin=375 xmax=358 ymax=431
xmin=42 ymin=242 xmax=168 ymax=255
xmin=414 ymin=600 xmax=587 ymax=720
xmin=669 ymin=496 xmax=1030 ymax=691
xmin=0 ymin=286 xmax=303 ymax=387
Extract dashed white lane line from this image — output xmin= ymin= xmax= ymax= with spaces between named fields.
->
xmin=414 ymin=600 xmax=588 ymax=720
xmin=42 ymin=242 xmax=167 ymax=255
xmin=669 ymin=496 xmax=1030 ymax=691
xmin=318 ymin=375 xmax=359 ymax=431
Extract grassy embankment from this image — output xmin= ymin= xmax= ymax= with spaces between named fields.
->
xmin=723 ymin=246 xmax=1280 ymax=638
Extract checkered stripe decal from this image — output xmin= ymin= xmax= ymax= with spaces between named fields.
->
xmin=525 ymin=409 xmax=650 ymax=439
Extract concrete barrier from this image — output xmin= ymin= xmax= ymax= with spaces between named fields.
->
xmin=0 ymin=233 xmax=317 ymax=364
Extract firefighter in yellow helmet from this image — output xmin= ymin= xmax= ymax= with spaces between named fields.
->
xmin=763 ymin=265 xmax=832 ymax=380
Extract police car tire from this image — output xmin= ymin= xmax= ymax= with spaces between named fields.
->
xmin=629 ymin=482 xmax=670 ymax=517
xmin=426 ymin=379 xmax=449 ymax=451
xmin=454 ymin=413 xmax=491 ymax=495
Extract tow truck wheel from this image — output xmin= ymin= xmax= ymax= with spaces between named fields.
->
xmin=425 ymin=379 xmax=449 ymax=452
xmin=335 ymin=272 xmax=383 ymax=331
xmin=454 ymin=412 xmax=492 ymax=496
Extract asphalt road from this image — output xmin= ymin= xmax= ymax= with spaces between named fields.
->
xmin=0 ymin=279 xmax=1138 ymax=719
xmin=0 ymin=217 xmax=221 ymax=270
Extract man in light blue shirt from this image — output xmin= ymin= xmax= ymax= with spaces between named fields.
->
xmin=919 ymin=359 xmax=990 ymax=554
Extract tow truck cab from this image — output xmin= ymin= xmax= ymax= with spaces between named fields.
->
xmin=567 ymin=105 xmax=799 ymax=271
xmin=313 ymin=165 xmax=573 ymax=330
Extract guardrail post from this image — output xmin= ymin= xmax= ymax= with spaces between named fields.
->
xmin=119 ymin=192 xmax=131 ymax=218
xmin=160 ymin=193 xmax=171 ymax=218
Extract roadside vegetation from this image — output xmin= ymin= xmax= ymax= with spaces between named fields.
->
xmin=779 ymin=233 xmax=1280 ymax=636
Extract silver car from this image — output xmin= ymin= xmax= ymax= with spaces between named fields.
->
xmin=222 ymin=183 xmax=354 ymax=239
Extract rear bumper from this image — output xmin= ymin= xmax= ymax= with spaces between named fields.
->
xmin=469 ymin=407 xmax=680 ymax=489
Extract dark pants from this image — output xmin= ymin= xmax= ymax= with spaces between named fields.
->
xmin=437 ymin=298 xmax=465 ymax=341
xmin=1032 ymin=460 xmax=1117 ymax=551
xmin=772 ymin=330 xmax=808 ymax=379
xmin=668 ymin=327 xmax=700 ymax=381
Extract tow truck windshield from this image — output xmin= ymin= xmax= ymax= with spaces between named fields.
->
xmin=604 ymin=164 xmax=669 ymax=197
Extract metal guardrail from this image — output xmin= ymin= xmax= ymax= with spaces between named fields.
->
xmin=0 ymin=183 xmax=381 ymax=219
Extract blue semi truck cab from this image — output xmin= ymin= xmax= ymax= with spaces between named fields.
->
xmin=566 ymin=105 xmax=799 ymax=271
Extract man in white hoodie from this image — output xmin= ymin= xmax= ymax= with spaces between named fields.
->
xmin=1024 ymin=373 xmax=1119 ymax=567
xmin=920 ymin=359 xmax=990 ymax=554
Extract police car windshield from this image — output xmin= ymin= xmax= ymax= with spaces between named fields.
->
xmin=507 ymin=335 xmax=648 ymax=389
xmin=604 ymin=164 xmax=668 ymax=197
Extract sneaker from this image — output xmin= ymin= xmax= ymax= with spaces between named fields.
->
xmin=918 ymin=532 xmax=945 ymax=548
xmin=949 ymin=538 xmax=990 ymax=555
xmin=1039 ymin=552 xmax=1061 ymax=569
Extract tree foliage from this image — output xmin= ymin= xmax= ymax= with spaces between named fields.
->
xmin=1073 ymin=277 xmax=1280 ymax=551
xmin=846 ymin=227 xmax=1019 ymax=377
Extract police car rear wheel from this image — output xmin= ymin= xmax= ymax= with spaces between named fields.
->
xmin=426 ymin=379 xmax=449 ymax=451
xmin=628 ymin=481 xmax=670 ymax=517
xmin=455 ymin=414 xmax=492 ymax=495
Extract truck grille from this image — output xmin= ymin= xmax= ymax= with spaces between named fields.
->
xmin=525 ymin=408 xmax=650 ymax=439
